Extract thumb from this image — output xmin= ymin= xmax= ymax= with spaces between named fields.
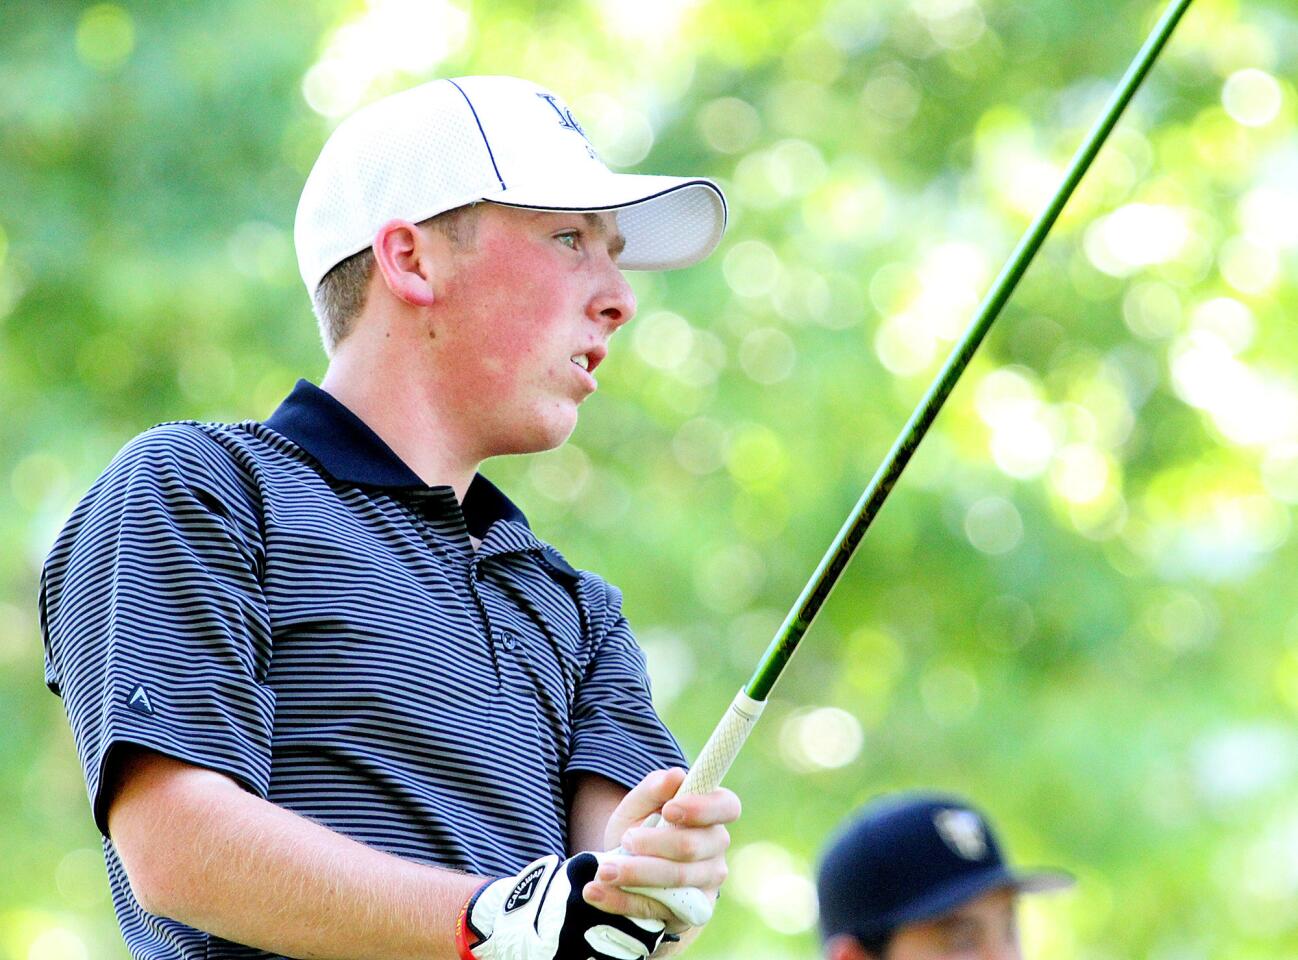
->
xmin=608 ymin=768 xmax=686 ymax=843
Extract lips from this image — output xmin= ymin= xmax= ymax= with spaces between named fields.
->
xmin=570 ymin=344 xmax=607 ymax=374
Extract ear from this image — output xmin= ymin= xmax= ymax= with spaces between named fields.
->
xmin=825 ymin=934 xmax=875 ymax=960
xmin=372 ymin=219 xmax=437 ymax=308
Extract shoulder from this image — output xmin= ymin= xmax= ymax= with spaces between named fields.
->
xmin=42 ymin=420 xmax=274 ymax=610
xmin=54 ymin=419 xmax=285 ymax=552
xmin=109 ymin=420 xmax=246 ymax=475
xmin=105 ymin=417 xmax=315 ymax=494
xmin=95 ymin=420 xmax=265 ymax=507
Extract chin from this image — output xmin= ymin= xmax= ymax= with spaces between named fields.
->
xmin=500 ymin=414 xmax=579 ymax=457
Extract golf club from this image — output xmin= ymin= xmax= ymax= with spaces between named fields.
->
xmin=627 ymin=0 xmax=1196 ymax=926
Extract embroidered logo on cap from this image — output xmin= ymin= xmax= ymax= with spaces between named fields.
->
xmin=536 ymin=92 xmax=589 ymax=140
xmin=126 ymin=685 xmax=155 ymax=716
xmin=934 ymin=809 xmax=988 ymax=860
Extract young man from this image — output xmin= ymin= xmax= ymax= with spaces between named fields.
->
xmin=40 ymin=76 xmax=738 ymax=960
xmin=816 ymin=793 xmax=1073 ymax=960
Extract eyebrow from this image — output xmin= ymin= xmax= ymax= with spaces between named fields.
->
xmin=582 ymin=212 xmax=627 ymax=260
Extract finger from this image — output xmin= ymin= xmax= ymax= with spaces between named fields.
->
xmin=582 ymin=880 xmax=695 ymax=934
xmin=595 ymin=854 xmax=727 ymax=892
xmin=621 ymin=823 xmax=731 ymax=863
xmin=660 ymin=788 xmax=742 ymax=828
xmin=614 ymin=767 xmax=687 ymax=827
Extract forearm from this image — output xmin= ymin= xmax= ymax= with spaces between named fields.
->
xmin=109 ymin=751 xmax=483 ymax=960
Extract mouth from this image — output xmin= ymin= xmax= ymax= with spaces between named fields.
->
xmin=570 ymin=345 xmax=607 ymax=375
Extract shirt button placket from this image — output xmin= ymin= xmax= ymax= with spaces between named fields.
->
xmin=468 ymin=558 xmax=503 ymax=687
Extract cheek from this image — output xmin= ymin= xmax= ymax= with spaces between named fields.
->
xmin=451 ymin=242 xmax=567 ymax=382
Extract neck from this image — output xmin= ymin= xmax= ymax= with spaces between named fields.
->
xmin=321 ymin=327 xmax=480 ymax=501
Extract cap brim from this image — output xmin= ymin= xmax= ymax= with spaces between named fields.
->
xmin=873 ymin=866 xmax=1075 ymax=936
xmin=1014 ymin=868 xmax=1076 ymax=896
xmin=492 ymin=173 xmax=727 ymax=271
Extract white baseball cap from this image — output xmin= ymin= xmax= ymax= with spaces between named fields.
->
xmin=294 ymin=75 xmax=728 ymax=297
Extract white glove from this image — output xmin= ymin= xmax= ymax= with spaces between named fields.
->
xmin=457 ymin=851 xmax=672 ymax=960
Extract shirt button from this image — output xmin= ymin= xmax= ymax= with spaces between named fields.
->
xmin=496 ymin=630 xmax=516 ymax=651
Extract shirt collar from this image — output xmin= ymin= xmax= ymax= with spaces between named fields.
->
xmin=263 ymin=381 xmax=569 ymax=568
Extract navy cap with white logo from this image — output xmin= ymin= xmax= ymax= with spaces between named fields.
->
xmin=816 ymin=792 xmax=1073 ymax=942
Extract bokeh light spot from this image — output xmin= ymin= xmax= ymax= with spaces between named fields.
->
xmin=1085 ymin=204 xmax=1192 ymax=276
xmin=915 ymin=0 xmax=987 ymax=50
xmin=633 ymin=311 xmax=696 ymax=371
xmin=738 ymin=328 xmax=797 ymax=384
xmin=526 ymin=444 xmax=592 ymax=503
xmin=1240 ymin=185 xmax=1298 ymax=250
xmin=1144 ymin=591 xmax=1213 ymax=654
xmin=228 ymin=222 xmax=292 ymax=282
xmin=637 ymin=629 xmax=695 ymax=709
xmin=11 ymin=454 xmax=70 ymax=514
xmin=1262 ymin=445 xmax=1298 ymax=503
xmin=725 ymin=425 xmax=788 ymax=491
xmin=302 ymin=0 xmax=470 ymax=117
xmin=1122 ymin=281 xmax=1182 ymax=340
xmin=862 ymin=63 xmax=922 ymax=123
xmin=779 ymin=706 xmax=864 ymax=771
xmin=76 ymin=5 xmax=135 ymax=72
xmin=55 ymin=850 xmax=107 ymax=910
xmin=599 ymin=0 xmax=697 ymax=42
xmin=672 ymin=418 xmax=727 ymax=475
xmin=27 ymin=927 xmax=87 ymax=960
xmin=1274 ymin=649 xmax=1298 ymax=713
xmin=696 ymin=97 xmax=761 ymax=154
xmin=1219 ymin=236 xmax=1279 ymax=295
xmin=963 ymin=496 xmax=1024 ymax=554
xmin=573 ymin=94 xmax=654 ymax=167
xmin=976 ymin=368 xmax=1057 ymax=478
xmin=1190 ymin=297 xmax=1253 ymax=353
xmin=875 ymin=312 xmax=936 ymax=376
xmin=723 ymin=241 xmax=782 ymax=298
xmin=1192 ymin=725 xmax=1297 ymax=805
xmin=694 ymin=543 xmax=766 ymax=613
xmin=730 ymin=843 xmax=819 ymax=935
xmin=1051 ymin=444 xmax=1113 ymax=505
xmin=1222 ymin=69 xmax=1283 ymax=127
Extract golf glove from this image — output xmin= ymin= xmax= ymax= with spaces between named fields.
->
xmin=456 ymin=851 xmax=672 ymax=960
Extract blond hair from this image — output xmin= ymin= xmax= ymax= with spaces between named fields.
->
xmin=312 ymin=203 xmax=482 ymax=355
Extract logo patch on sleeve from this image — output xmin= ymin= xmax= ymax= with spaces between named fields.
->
xmin=503 ymin=864 xmax=546 ymax=913
xmin=126 ymin=685 xmax=155 ymax=716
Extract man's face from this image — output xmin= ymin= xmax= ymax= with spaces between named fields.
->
xmin=883 ymin=888 xmax=1022 ymax=960
xmin=429 ymin=203 xmax=635 ymax=460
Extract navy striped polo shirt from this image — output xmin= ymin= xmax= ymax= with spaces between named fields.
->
xmin=40 ymin=379 xmax=686 ymax=960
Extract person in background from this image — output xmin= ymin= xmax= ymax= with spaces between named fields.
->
xmin=816 ymin=792 xmax=1073 ymax=960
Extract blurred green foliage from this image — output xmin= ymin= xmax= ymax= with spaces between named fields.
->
xmin=3 ymin=0 xmax=1297 ymax=957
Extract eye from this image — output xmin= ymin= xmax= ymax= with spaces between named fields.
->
xmin=555 ymin=230 xmax=581 ymax=251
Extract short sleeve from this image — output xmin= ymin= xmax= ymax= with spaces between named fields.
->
xmin=566 ymin=580 xmax=687 ymax=789
xmin=39 ymin=423 xmax=275 ymax=836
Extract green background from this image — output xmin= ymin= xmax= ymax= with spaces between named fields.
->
xmin=3 ymin=0 xmax=1297 ymax=957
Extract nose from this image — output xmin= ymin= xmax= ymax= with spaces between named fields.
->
xmin=589 ymin=260 xmax=636 ymax=333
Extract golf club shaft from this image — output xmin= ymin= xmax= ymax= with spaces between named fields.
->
xmin=679 ymin=0 xmax=1195 ymax=800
